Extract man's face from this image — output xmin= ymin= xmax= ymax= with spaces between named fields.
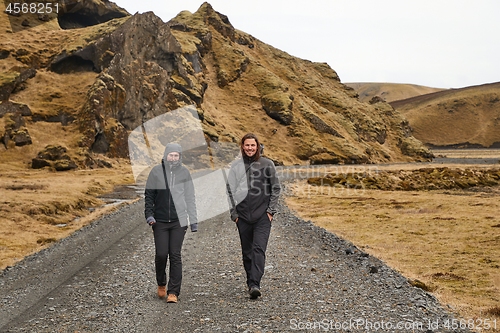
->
xmin=243 ymin=139 xmax=257 ymax=157
xmin=166 ymin=152 xmax=180 ymax=161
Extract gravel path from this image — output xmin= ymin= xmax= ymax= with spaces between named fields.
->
xmin=0 ymin=193 xmax=470 ymax=332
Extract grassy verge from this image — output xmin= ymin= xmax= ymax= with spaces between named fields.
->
xmin=285 ymin=170 xmax=500 ymax=329
xmin=0 ymin=159 xmax=136 ymax=270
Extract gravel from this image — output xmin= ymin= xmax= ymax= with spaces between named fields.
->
xmin=0 ymin=192 xmax=471 ymax=332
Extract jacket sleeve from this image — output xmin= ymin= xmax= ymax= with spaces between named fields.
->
xmin=226 ymin=166 xmax=239 ymax=221
xmin=184 ymin=170 xmax=198 ymax=228
xmin=266 ymin=161 xmax=281 ymax=216
xmin=144 ymin=170 xmax=157 ymax=221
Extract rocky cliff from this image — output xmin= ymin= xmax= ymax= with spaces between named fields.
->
xmin=1 ymin=1 xmax=432 ymax=169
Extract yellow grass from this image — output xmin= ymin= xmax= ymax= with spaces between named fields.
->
xmin=394 ymin=83 xmax=500 ymax=148
xmin=285 ymin=174 xmax=500 ymax=328
xmin=434 ymin=149 xmax=500 ymax=159
xmin=0 ymin=158 xmax=136 ymax=269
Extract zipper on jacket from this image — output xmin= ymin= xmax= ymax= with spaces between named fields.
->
xmin=247 ymin=164 xmax=253 ymax=221
xmin=168 ymin=170 xmax=175 ymax=221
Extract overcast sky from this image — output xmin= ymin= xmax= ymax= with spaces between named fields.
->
xmin=113 ymin=0 xmax=499 ymax=89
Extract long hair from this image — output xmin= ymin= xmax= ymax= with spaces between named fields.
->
xmin=240 ymin=133 xmax=261 ymax=160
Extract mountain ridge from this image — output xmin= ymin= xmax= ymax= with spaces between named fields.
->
xmin=1 ymin=1 xmax=432 ymax=170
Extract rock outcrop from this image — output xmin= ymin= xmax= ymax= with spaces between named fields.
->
xmin=1 ymin=109 xmax=32 ymax=148
xmin=2 ymin=1 xmax=433 ymax=166
xmin=58 ymin=0 xmax=129 ymax=29
xmin=0 ymin=68 xmax=36 ymax=102
xmin=31 ymin=145 xmax=78 ymax=171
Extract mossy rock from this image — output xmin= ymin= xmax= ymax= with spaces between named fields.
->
xmin=37 ymin=145 xmax=69 ymax=161
xmin=31 ymin=158 xmax=51 ymax=169
xmin=54 ymin=160 xmax=78 ymax=171
xmin=212 ymin=38 xmax=249 ymax=87
xmin=309 ymin=153 xmax=341 ymax=165
xmin=32 ymin=145 xmax=78 ymax=171
xmin=261 ymin=92 xmax=293 ymax=125
xmin=11 ymin=128 xmax=32 ymax=146
xmin=399 ymin=136 xmax=433 ymax=159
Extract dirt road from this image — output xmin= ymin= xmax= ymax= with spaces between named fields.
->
xmin=0 ymin=197 xmax=469 ymax=332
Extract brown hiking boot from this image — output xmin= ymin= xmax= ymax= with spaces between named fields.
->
xmin=157 ymin=286 xmax=166 ymax=299
xmin=166 ymin=294 xmax=178 ymax=303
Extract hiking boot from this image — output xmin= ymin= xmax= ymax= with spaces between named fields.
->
xmin=249 ymin=286 xmax=261 ymax=299
xmin=157 ymin=286 xmax=166 ymax=299
xmin=167 ymin=294 xmax=178 ymax=303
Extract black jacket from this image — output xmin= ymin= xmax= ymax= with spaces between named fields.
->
xmin=144 ymin=161 xmax=197 ymax=228
xmin=227 ymin=156 xmax=281 ymax=223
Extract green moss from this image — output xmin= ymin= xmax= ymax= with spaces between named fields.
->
xmin=172 ymin=10 xmax=209 ymax=32
xmin=252 ymin=66 xmax=288 ymax=96
xmin=261 ymin=91 xmax=293 ymax=124
xmin=170 ymin=30 xmax=201 ymax=54
xmin=212 ymin=37 xmax=249 ymax=87
xmin=0 ymin=71 xmax=19 ymax=86
xmin=63 ymin=16 xmax=130 ymax=54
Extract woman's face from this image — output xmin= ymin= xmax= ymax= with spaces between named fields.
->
xmin=242 ymin=138 xmax=257 ymax=157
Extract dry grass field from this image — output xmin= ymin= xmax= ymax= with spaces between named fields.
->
xmin=285 ymin=154 xmax=500 ymax=328
xmin=0 ymin=156 xmax=136 ymax=270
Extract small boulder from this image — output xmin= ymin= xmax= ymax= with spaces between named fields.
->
xmin=12 ymin=128 xmax=32 ymax=146
xmin=54 ymin=160 xmax=78 ymax=171
xmin=31 ymin=145 xmax=78 ymax=171
xmin=31 ymin=158 xmax=51 ymax=169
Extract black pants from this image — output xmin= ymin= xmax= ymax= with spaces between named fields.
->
xmin=236 ymin=213 xmax=272 ymax=289
xmin=152 ymin=221 xmax=187 ymax=296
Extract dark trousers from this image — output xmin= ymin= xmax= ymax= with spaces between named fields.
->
xmin=152 ymin=221 xmax=187 ymax=296
xmin=236 ymin=213 xmax=272 ymax=289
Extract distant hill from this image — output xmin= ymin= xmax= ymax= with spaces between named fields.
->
xmin=390 ymin=82 xmax=500 ymax=148
xmin=345 ymin=82 xmax=445 ymax=103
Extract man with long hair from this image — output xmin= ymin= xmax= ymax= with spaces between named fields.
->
xmin=227 ymin=133 xmax=281 ymax=299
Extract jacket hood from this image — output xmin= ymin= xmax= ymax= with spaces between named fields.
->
xmin=163 ymin=143 xmax=183 ymax=167
xmin=164 ymin=143 xmax=182 ymax=156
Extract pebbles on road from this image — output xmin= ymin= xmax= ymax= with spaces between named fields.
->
xmin=0 ymin=198 xmax=469 ymax=332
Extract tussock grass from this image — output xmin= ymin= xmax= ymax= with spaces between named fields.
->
xmin=0 ymin=159 xmax=135 ymax=270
